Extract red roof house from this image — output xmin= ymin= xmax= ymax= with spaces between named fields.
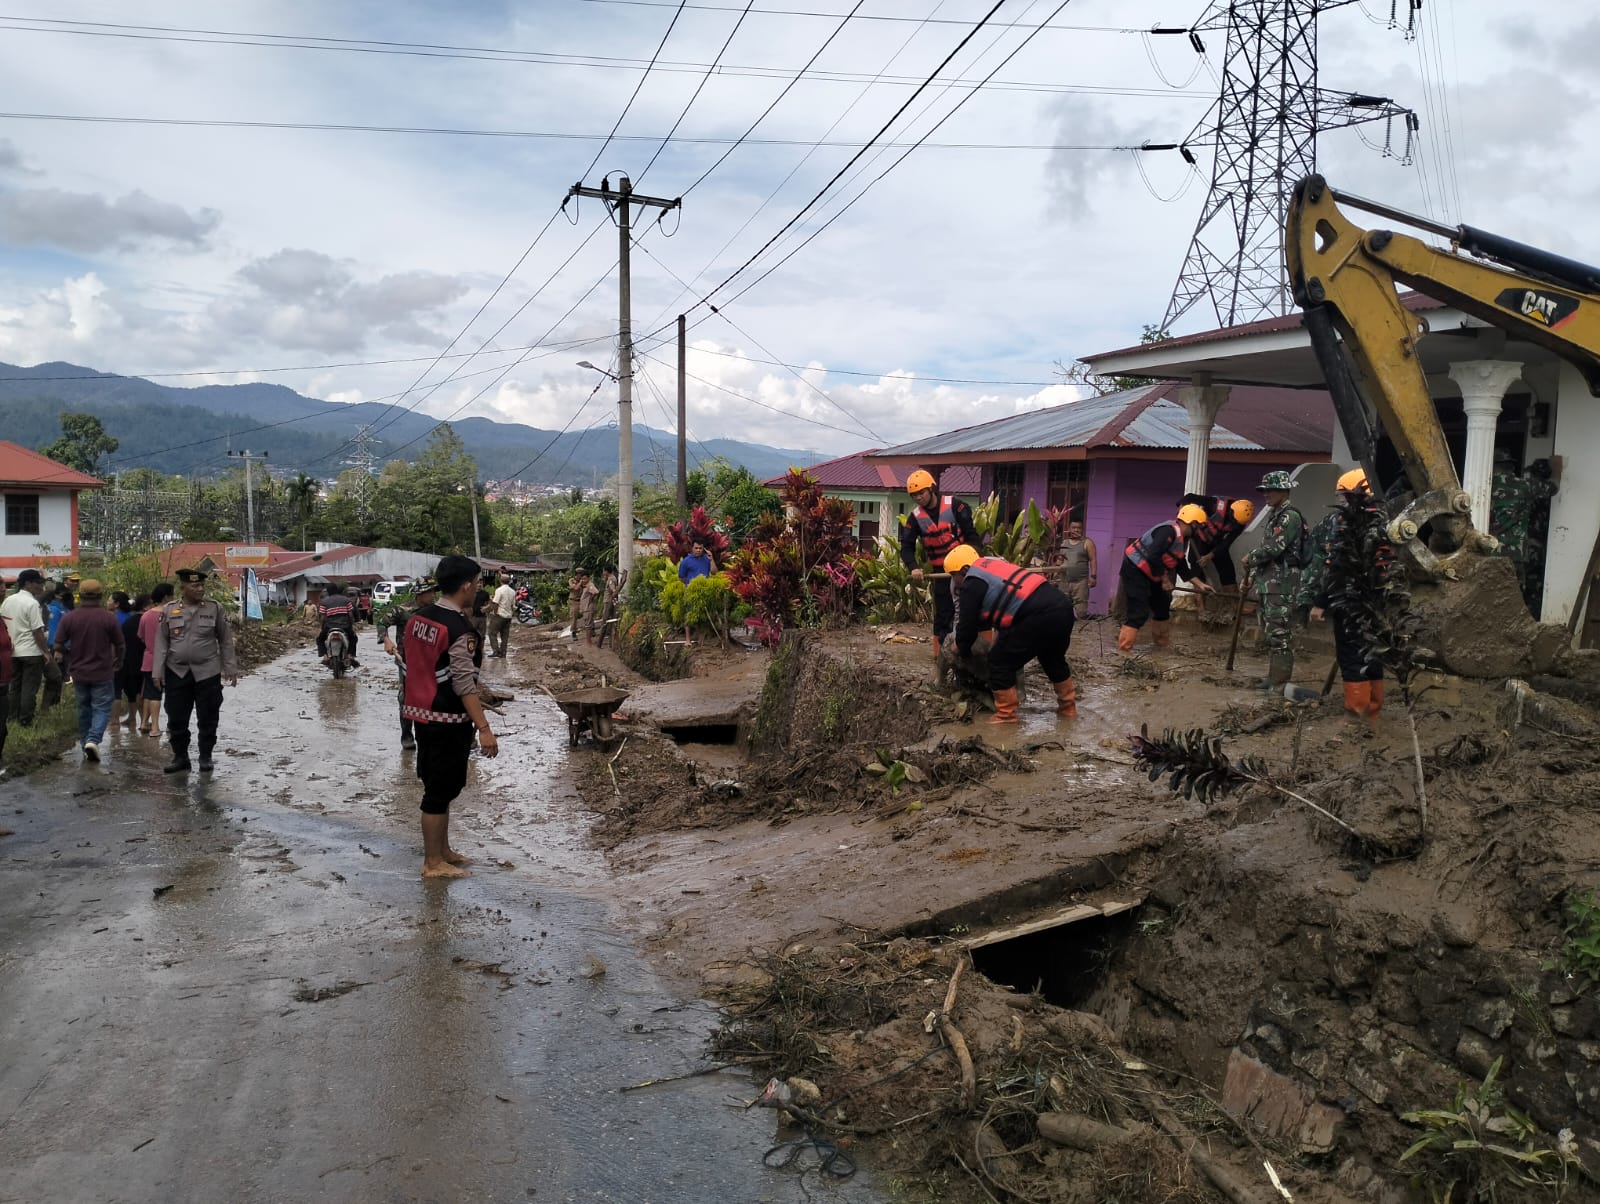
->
xmin=0 ymin=440 xmax=106 ymax=572
xmin=765 ymin=450 xmax=982 ymax=543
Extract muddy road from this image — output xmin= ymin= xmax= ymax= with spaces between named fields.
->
xmin=0 ymin=651 xmax=879 ymax=1203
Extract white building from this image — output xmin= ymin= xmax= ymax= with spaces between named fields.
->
xmin=0 ymin=440 xmax=105 ymax=577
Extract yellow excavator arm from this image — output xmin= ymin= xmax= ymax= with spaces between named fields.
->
xmin=1286 ymin=174 xmax=1600 ymax=573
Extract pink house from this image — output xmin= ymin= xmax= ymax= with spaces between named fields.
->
xmin=867 ymin=383 xmax=1333 ymax=612
xmin=766 ymin=450 xmax=981 ymax=543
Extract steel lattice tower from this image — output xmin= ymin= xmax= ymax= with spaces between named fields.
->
xmin=349 ymin=424 xmax=380 ymax=524
xmin=1163 ymin=0 xmax=1415 ymax=331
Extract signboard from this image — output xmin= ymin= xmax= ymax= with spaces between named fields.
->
xmin=225 ymin=546 xmax=271 ymax=567
xmin=240 ymin=568 xmax=264 ymax=621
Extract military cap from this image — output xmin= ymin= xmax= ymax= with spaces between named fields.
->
xmin=1256 ymin=470 xmax=1296 ymax=492
xmin=415 ymin=575 xmax=439 ymax=594
xmin=175 ymin=567 xmax=210 ymax=583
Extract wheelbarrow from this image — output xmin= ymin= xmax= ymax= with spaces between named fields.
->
xmin=551 ymin=686 xmax=630 ymax=750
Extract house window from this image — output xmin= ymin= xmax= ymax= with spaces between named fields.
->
xmin=896 ymin=502 xmax=907 ymax=517
xmin=5 ymin=493 xmax=40 ymax=536
xmin=1047 ymin=461 xmax=1088 ymax=520
xmin=992 ymin=464 xmax=1025 ymax=524
xmin=858 ymin=499 xmax=877 ymax=517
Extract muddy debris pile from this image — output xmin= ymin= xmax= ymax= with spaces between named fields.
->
xmin=709 ymin=939 xmax=1289 ymax=1204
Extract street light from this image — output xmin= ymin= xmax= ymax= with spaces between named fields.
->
xmin=578 ymin=359 xmax=633 ymax=578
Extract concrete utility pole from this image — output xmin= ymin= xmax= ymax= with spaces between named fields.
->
xmin=466 ymin=474 xmax=483 ymax=561
xmin=565 ymin=176 xmax=681 ymax=575
xmin=227 ymin=449 xmax=269 ymax=545
xmin=677 ymin=313 xmax=689 ymax=520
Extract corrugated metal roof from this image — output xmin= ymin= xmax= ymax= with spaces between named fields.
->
xmin=870 ymin=381 xmax=1332 ymax=458
xmin=766 ymin=449 xmax=981 ymax=491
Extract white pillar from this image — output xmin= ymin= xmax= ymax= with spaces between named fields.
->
xmin=1448 ymin=359 xmax=1522 ymax=532
xmin=1174 ymin=382 xmax=1231 ymax=495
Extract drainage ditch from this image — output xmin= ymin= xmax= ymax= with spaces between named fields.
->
xmin=659 ymin=723 xmax=742 ymax=746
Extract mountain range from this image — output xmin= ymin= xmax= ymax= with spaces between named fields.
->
xmin=0 ymin=360 xmax=826 ymax=484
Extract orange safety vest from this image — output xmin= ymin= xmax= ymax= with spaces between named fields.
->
xmin=1125 ymin=523 xmax=1186 ymax=582
xmin=912 ymin=496 xmax=961 ymax=569
xmin=965 ymin=556 xmax=1047 ymax=629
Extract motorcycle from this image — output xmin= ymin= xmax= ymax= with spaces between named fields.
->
xmin=514 ymin=599 xmax=539 ymax=626
xmin=325 ymin=629 xmax=352 ymax=679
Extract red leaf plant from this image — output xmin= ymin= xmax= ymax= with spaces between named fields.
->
xmin=662 ymin=505 xmax=731 ymax=565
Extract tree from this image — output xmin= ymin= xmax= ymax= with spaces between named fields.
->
xmin=1055 ymin=324 xmax=1173 ymax=396
xmin=286 ymin=472 xmax=319 ymax=551
xmin=41 ymin=413 xmax=119 ymax=474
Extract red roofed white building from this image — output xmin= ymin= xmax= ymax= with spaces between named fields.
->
xmin=765 ymin=451 xmax=982 ymax=543
xmin=0 ymin=440 xmax=106 ymax=572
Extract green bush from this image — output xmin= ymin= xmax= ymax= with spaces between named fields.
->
xmin=625 ymin=556 xmax=673 ymax=614
xmin=853 ymin=534 xmax=930 ymax=624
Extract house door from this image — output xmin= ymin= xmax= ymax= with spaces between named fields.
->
xmin=858 ymin=520 xmax=879 ymax=542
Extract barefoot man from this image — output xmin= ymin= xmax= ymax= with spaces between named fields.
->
xmin=402 ymin=554 xmax=499 ymax=878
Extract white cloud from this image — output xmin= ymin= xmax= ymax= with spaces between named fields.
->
xmin=0 ymin=186 xmax=219 ymax=252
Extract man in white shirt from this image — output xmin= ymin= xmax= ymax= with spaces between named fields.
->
xmin=2 ymin=570 xmax=50 ymax=726
xmin=486 ymin=571 xmax=516 ymax=658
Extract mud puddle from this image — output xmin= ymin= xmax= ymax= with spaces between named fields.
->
xmin=0 ymin=648 xmax=883 ymax=1203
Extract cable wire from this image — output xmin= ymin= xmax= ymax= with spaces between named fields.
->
xmin=634 ymin=0 xmax=754 ymax=186
xmin=579 ymin=0 xmax=687 ymax=179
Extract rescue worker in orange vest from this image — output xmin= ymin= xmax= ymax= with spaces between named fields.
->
xmin=945 ymin=544 xmax=1077 ymax=725
xmin=1117 ymin=504 xmax=1212 ymax=653
xmin=899 ymin=470 xmax=980 ymax=659
xmin=1181 ymin=495 xmax=1254 ymax=590
xmin=1308 ymin=468 xmax=1387 ymax=719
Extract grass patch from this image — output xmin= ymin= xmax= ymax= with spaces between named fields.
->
xmin=4 ymin=699 xmax=80 ymax=776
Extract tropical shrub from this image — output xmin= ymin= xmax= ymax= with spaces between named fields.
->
xmin=853 ymin=533 xmax=929 ymax=624
xmin=662 ymin=505 xmax=731 ymax=565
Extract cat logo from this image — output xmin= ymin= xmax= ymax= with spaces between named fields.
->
xmin=1496 ymin=286 xmax=1579 ymax=329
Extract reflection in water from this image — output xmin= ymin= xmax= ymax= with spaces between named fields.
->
xmin=316 ymin=676 xmax=358 ymax=724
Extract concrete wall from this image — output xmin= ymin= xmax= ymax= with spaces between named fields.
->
xmin=1543 ymin=362 xmax=1599 ymax=627
xmin=0 ymin=490 xmax=73 ymax=559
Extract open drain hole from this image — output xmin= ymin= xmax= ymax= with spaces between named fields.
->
xmin=660 ymin=723 xmax=741 ymax=746
xmin=969 ymin=909 xmax=1137 ymax=1008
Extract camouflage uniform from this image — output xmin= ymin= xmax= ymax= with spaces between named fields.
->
xmin=1489 ymin=470 xmax=1556 ymax=610
xmin=1296 ymin=512 xmax=1338 ymax=611
xmin=1243 ymin=471 xmax=1305 ymax=686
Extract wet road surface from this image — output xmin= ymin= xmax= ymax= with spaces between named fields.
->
xmin=0 ymin=651 xmax=877 ymax=1203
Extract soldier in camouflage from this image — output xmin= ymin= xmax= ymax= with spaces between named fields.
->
xmin=1488 ymin=453 xmax=1558 ymax=612
xmin=1243 ymin=470 xmax=1306 ymax=690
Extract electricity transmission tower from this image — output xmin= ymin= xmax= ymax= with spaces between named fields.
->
xmin=348 ymin=425 xmax=380 ymax=525
xmin=1162 ymin=0 xmax=1416 ymax=331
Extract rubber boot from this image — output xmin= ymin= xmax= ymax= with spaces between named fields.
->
xmin=1367 ymin=680 xmax=1384 ymax=718
xmin=1150 ymin=620 xmax=1172 ymax=649
xmin=1116 ymin=625 xmax=1138 ymax=653
xmin=197 ymin=737 xmax=215 ymax=773
xmin=1053 ymin=677 xmax=1078 ymax=719
xmin=1265 ymin=653 xmax=1293 ymax=691
xmin=163 ymin=743 xmax=192 ymax=774
xmin=1342 ymin=681 xmax=1370 ymax=718
xmin=988 ymin=687 xmax=1020 ymax=724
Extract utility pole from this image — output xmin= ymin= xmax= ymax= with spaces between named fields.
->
xmin=227 ymin=449 xmax=269 ymax=545
xmin=677 ymin=314 xmax=689 ymax=520
xmin=566 ymin=175 xmax=681 ymax=575
xmin=466 ymin=474 xmax=483 ymax=561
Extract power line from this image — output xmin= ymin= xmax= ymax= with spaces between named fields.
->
xmin=638 ymin=349 xmax=870 ymax=439
xmin=679 ymin=1 xmax=861 ymax=197
xmin=681 ymin=0 xmax=1087 ymax=324
xmin=6 ymin=336 xmax=605 ymax=382
xmin=672 ymin=345 xmax=1060 ymax=386
xmin=634 ymin=0 xmax=955 ymax=339
xmin=0 ymin=14 xmax=1195 ymax=94
xmin=0 ymin=110 xmax=1172 ymax=148
xmin=579 ymin=0 xmax=687 ymax=179
xmin=575 ymin=0 xmax=1153 ymax=33
xmin=635 ymin=0 xmax=754 ymax=186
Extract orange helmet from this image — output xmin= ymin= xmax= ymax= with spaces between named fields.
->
xmin=1229 ymin=499 xmax=1254 ymax=525
xmin=1337 ymin=467 xmax=1369 ymax=493
xmin=905 ymin=469 xmax=935 ymax=494
xmin=1176 ymin=503 xmax=1208 ymax=526
xmin=943 ymin=544 xmax=980 ymax=574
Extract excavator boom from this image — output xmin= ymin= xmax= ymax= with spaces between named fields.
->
xmin=1286 ymin=174 xmax=1600 ymax=576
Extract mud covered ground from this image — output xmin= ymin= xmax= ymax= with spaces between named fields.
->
xmin=511 ymin=614 xmax=1600 ymax=1204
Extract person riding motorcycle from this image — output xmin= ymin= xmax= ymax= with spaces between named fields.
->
xmin=317 ymin=582 xmax=360 ymax=668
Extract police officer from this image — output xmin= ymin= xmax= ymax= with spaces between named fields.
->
xmin=898 ymin=470 xmax=979 ymax=661
xmin=383 ymin=576 xmax=438 ymax=752
xmin=946 ymin=544 xmax=1077 ymax=725
xmin=1117 ymin=504 xmax=1211 ymax=652
xmin=152 ymin=567 xmax=238 ymax=773
xmin=1243 ymin=470 xmax=1308 ymax=691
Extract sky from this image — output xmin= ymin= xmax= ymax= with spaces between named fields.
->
xmin=0 ymin=0 xmax=1589 ymax=473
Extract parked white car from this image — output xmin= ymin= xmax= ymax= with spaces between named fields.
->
xmin=372 ymin=580 xmax=410 ymax=605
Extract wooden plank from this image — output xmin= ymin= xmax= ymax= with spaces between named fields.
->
xmin=960 ymin=896 xmax=1144 ymax=951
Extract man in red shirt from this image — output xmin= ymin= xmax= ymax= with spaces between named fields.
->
xmin=402 ymin=555 xmax=501 ymax=879
xmin=51 ymin=578 xmax=125 ymax=762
